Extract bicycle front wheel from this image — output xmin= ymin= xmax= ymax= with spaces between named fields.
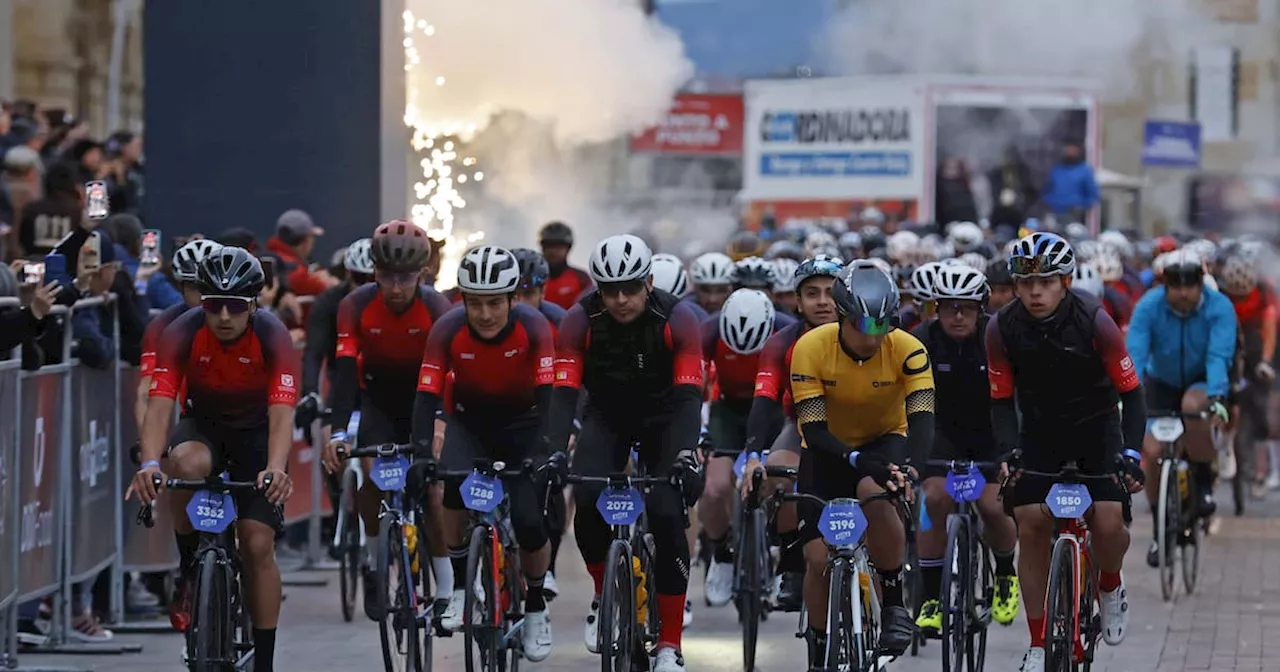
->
xmin=464 ymin=525 xmax=501 ymax=672
xmin=190 ymin=549 xmax=232 ymax=672
xmin=377 ymin=515 xmax=422 ymax=672
xmin=338 ymin=469 xmax=361 ymax=623
xmin=1181 ymin=473 xmax=1201 ymax=595
xmin=940 ymin=515 xmax=971 ymax=672
xmin=599 ymin=539 xmax=635 ymax=672
xmin=1044 ymin=539 xmax=1079 ymax=672
xmin=821 ymin=558 xmax=854 ymax=671
xmin=738 ymin=507 xmax=767 ymax=671
xmin=1157 ymin=461 xmax=1179 ymax=601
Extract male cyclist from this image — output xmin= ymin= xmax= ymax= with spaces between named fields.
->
xmin=549 ymin=234 xmax=704 ymax=672
xmin=322 ymin=221 xmax=454 ymax=619
xmin=987 ymin=232 xmax=1147 ymax=672
xmin=539 ymin=221 xmax=593 ymax=310
xmin=511 ymin=247 xmax=567 ymax=331
xmin=741 ymin=254 xmax=844 ymax=611
xmin=687 ymin=251 xmax=735 ymax=315
xmin=128 ymin=247 xmax=296 ymax=672
xmin=1217 ymin=251 xmax=1276 ymax=501
xmin=788 ymin=261 xmax=932 ymax=663
xmin=410 ymin=245 xmax=558 ymax=660
xmin=900 ymin=260 xmax=943 ymax=332
xmin=1128 ymin=248 xmax=1236 ymax=562
xmin=771 ymin=257 xmax=800 ymax=315
xmin=699 ymin=288 xmax=794 ymax=607
xmin=910 ymin=264 xmax=1020 ymax=636
xmin=298 ymin=238 xmax=375 ymax=427
xmin=985 ymin=257 xmax=1016 ymax=311
xmin=652 ymin=253 xmax=698 ymax=314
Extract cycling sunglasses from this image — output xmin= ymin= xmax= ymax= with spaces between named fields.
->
xmin=1008 ymin=256 xmax=1059 ymax=277
xmin=201 ymin=295 xmax=254 ymax=315
xmin=598 ymin=280 xmax=647 ymax=298
xmin=375 ymin=269 xmax=420 ymax=286
xmin=850 ymin=313 xmax=895 ymax=336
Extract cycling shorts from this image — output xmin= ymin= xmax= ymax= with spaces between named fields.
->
xmin=708 ymin=399 xmax=750 ymax=457
xmin=437 ymin=413 xmax=541 ymax=512
xmin=1002 ymin=412 xmax=1130 ymax=523
xmin=167 ymin=418 xmax=284 ymax=535
xmin=769 ymin=420 xmax=802 ymax=456
xmin=357 ymin=397 xmax=412 ymax=449
xmin=1144 ymin=378 xmax=1208 ymax=413
xmin=796 ymin=433 xmax=905 ymax=545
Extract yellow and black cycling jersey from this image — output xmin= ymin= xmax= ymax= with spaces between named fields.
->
xmin=789 ymin=323 xmax=934 ymax=448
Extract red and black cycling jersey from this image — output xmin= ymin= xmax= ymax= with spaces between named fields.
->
xmin=1101 ymin=285 xmax=1133 ymax=331
xmin=743 ymin=320 xmax=810 ymax=452
xmin=329 ymin=283 xmax=453 ymax=432
xmin=150 ymin=309 xmax=300 ymax=430
xmin=1229 ymin=282 xmax=1278 ymax=374
xmin=701 ymin=312 xmax=796 ymax=406
xmin=544 ymin=265 xmax=593 ymax=310
xmin=140 ymin=303 xmax=193 ymax=377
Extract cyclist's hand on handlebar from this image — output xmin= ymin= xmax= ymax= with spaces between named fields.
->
xmin=1258 ymin=361 xmax=1276 ymax=383
xmin=258 ymin=469 xmax=292 ymax=505
xmin=1117 ymin=449 xmax=1145 ymax=494
xmin=997 ymin=448 xmax=1022 ymax=483
xmin=848 ymin=450 xmax=899 ymax=492
xmin=126 ymin=462 xmax=165 ymax=505
xmin=323 ymin=432 xmax=348 ymax=475
xmin=543 ymin=451 xmax=569 ymax=485
xmin=739 ymin=455 xmax=765 ymax=501
xmin=295 ymin=392 xmax=321 ymax=429
xmin=1207 ymin=397 xmax=1229 ymax=429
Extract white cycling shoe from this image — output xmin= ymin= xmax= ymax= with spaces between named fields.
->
xmin=543 ymin=572 xmax=559 ymax=601
xmin=523 ymin=610 xmax=553 ymax=662
xmin=704 ymin=559 xmax=734 ymax=607
xmin=583 ymin=599 xmax=600 ymax=654
xmin=1020 ymin=646 xmax=1045 ymax=672
xmin=440 ymin=589 xmax=466 ymax=632
xmin=1100 ymin=580 xmax=1129 ymax=645
xmin=654 ymin=646 xmax=686 ymax=672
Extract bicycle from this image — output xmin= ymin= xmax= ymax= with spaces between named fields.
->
xmin=566 ymin=464 xmax=681 ymax=672
xmin=902 ymin=481 xmax=924 ymax=658
xmin=341 ymin=443 xmax=434 ymax=672
xmin=924 ymin=459 xmax=1001 ymax=672
xmin=139 ymin=472 xmax=267 ymax=672
xmin=1147 ymin=411 xmax=1208 ymax=601
xmin=1010 ymin=461 xmax=1123 ymax=672
xmin=321 ymin=408 xmax=365 ymax=623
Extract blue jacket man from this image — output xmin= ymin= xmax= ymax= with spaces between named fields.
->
xmin=1126 ymin=284 xmax=1237 ymax=399
xmin=1042 ymin=143 xmax=1100 ymax=216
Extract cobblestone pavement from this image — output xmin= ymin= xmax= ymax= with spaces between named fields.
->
xmin=12 ymin=488 xmax=1280 ymax=672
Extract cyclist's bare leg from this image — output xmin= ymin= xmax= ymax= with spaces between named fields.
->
xmin=426 ymin=483 xmax=447 ymax=558
xmin=165 ymin=442 xmax=214 ymax=536
xmin=857 ymin=477 xmax=905 ymax=577
xmin=1013 ymin=505 xmax=1054 ymax=625
xmin=700 ymin=457 xmax=735 ymax=553
xmin=1084 ymin=501 xmax=1129 ymax=576
xmin=802 ymin=538 xmax=830 ymax=631
xmin=764 ymin=450 xmax=800 ymax=532
xmin=977 ymin=483 xmax=1017 ymax=553
xmin=519 ymin=544 xmax=551 ymax=586
xmin=918 ymin=477 xmax=951 ymax=563
xmin=1180 ymin=388 xmax=1217 ymax=463
xmin=358 ymin=457 xmax=382 ymax=538
xmin=238 ymin=519 xmax=282 ymax=627
xmin=1141 ymin=431 xmax=1162 ymax=510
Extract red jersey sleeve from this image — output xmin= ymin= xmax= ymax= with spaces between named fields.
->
xmin=522 ymin=307 xmax=557 ymax=387
xmin=334 ymin=291 xmax=362 ymax=360
xmin=1092 ymin=309 xmax=1140 ymax=393
xmin=753 ymin=326 xmax=792 ymax=402
xmin=667 ymin=301 xmax=705 ymax=387
xmin=139 ymin=314 xmax=165 ymax=377
xmin=984 ymin=317 xmax=1014 ymax=400
xmin=149 ymin=310 xmax=200 ymax=400
xmin=259 ymin=314 xmax=301 ymax=405
xmin=553 ymin=304 xmax=589 ymax=390
xmin=416 ymin=308 xmax=463 ymax=395
xmin=287 ymin=264 xmax=328 ymax=297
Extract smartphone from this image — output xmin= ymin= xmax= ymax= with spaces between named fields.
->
xmin=43 ymin=253 xmax=69 ymax=287
xmin=261 ymin=257 xmax=277 ymax=288
xmin=85 ymin=180 xmax=110 ymax=220
xmin=22 ymin=262 xmax=44 ymax=286
xmin=80 ymin=232 xmax=102 ymax=272
xmin=141 ymin=229 xmax=161 ymax=266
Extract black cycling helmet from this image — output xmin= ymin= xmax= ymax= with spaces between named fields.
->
xmin=538 ymin=221 xmax=574 ymax=247
xmin=370 ymin=219 xmax=432 ymax=272
xmin=196 ymin=246 xmax=265 ymax=298
xmin=511 ymin=248 xmax=550 ymax=289
xmin=832 ymin=261 xmax=900 ymax=335
xmin=984 ymin=257 xmax=1013 ymax=287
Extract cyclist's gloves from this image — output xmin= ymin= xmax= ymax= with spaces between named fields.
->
xmin=544 ymin=451 xmax=569 ymax=486
xmin=295 ymin=391 xmax=321 ymax=429
xmin=1207 ymin=397 xmax=1229 ymax=423
xmin=1118 ymin=448 xmax=1144 ymax=486
xmin=672 ymin=449 xmax=703 ymax=506
xmin=847 ymin=450 xmax=895 ymax=490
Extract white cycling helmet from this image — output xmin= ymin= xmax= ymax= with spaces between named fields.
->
xmin=731 ymin=256 xmax=777 ymax=289
xmin=772 ymin=258 xmax=800 ymax=292
xmin=1092 ymin=252 xmax=1123 ymax=282
xmin=947 ymin=221 xmax=984 ymax=253
xmin=917 ymin=234 xmax=953 ymax=263
xmin=1071 ymin=264 xmax=1105 ymax=297
xmin=804 ymin=231 xmax=837 ymax=256
xmin=1184 ymin=238 xmax=1218 ymax=263
xmin=860 ymin=206 xmax=885 ymax=224
xmin=1074 ymin=239 xmax=1101 ymax=263
xmin=886 ymin=230 xmax=920 ymax=263
xmin=908 ymin=261 xmax=946 ymax=301
xmin=719 ymin=288 xmax=776 ymax=355
xmin=957 ymin=252 xmax=988 ymax=271
xmin=589 ymin=234 xmax=652 ymax=283
xmin=1218 ymin=254 xmax=1257 ymax=295
xmin=650 ymin=253 xmax=690 ymax=297
xmin=1098 ymin=230 xmax=1134 ymax=259
xmin=932 ymin=264 xmax=989 ymax=302
xmin=1009 ymin=232 xmax=1076 ymax=277
xmin=173 ymin=239 xmax=224 ymax=282
xmin=457 ymin=245 xmax=521 ymax=295
xmin=838 ymin=231 xmax=863 ymax=253
xmin=343 ymin=238 xmax=374 ymax=274
xmin=690 ymin=252 xmax=734 ymax=286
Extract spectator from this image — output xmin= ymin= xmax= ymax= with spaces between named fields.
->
xmin=65 ymin=138 xmax=105 ymax=182
xmin=1042 ymin=141 xmax=1099 ymax=221
xmin=97 ymin=213 xmax=154 ymax=363
xmin=5 ymin=116 xmax=46 ymax=156
xmin=1 ymin=146 xmax=43 ymax=260
xmin=0 ymin=106 xmax=11 ymax=155
xmin=40 ymin=116 xmax=89 ymax=166
xmin=19 ymin=161 xmax=83 ymax=257
xmin=0 ymin=263 xmax=56 ymax=366
xmin=266 ymin=209 xmax=334 ymax=297
xmin=934 ymin=157 xmax=979 ymax=225
xmin=987 ymin=145 xmax=1038 ymax=229
xmin=104 ymin=131 xmax=145 ymax=216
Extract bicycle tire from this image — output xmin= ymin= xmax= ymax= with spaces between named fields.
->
xmin=1157 ymin=461 xmax=1177 ymax=602
xmin=190 ymin=549 xmax=231 ymax=672
xmin=339 ymin=470 xmax=360 ymax=623
xmin=1181 ymin=474 xmax=1200 ymax=595
xmin=415 ymin=519 xmax=434 ymax=672
xmin=739 ymin=507 xmax=766 ymax=671
xmin=233 ymin=562 xmax=255 ymax=672
xmin=941 ymin=515 xmax=970 ymax=672
xmin=969 ymin=539 xmax=992 ymax=672
xmin=504 ymin=545 xmax=523 ymax=672
xmin=1079 ymin=546 xmax=1099 ymax=672
xmin=1044 ymin=539 xmax=1078 ymax=672
xmin=905 ymin=499 xmax=923 ymax=657
xmin=819 ymin=558 xmax=849 ymax=670
xmin=464 ymin=525 xmax=501 ymax=672
xmin=599 ymin=539 xmax=634 ymax=672
xmin=639 ymin=532 xmax=661 ymax=647
xmin=377 ymin=515 xmax=421 ymax=672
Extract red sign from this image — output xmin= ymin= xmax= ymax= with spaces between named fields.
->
xmin=630 ymin=94 xmax=744 ymax=155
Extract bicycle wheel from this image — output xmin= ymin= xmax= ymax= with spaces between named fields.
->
xmin=1181 ymin=474 xmax=1201 ymax=595
xmin=464 ymin=525 xmax=501 ymax=672
xmin=190 ymin=549 xmax=232 ymax=672
xmin=969 ymin=540 xmax=992 ymax=672
xmin=1044 ymin=539 xmax=1078 ymax=672
xmin=738 ymin=507 xmax=766 ymax=671
xmin=904 ymin=501 xmax=923 ymax=656
xmin=339 ymin=469 xmax=361 ymax=623
xmin=377 ymin=515 xmax=422 ymax=672
xmin=639 ymin=532 xmax=661 ymax=647
xmin=1157 ymin=461 xmax=1177 ymax=602
xmin=504 ymin=547 xmax=524 ymax=672
xmin=413 ymin=519 xmax=434 ymax=672
xmin=599 ymin=539 xmax=635 ymax=672
xmin=941 ymin=515 xmax=971 ymax=672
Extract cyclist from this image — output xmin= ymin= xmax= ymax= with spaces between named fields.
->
xmin=985 ymin=257 xmax=1016 ymax=311
xmin=1217 ymin=252 xmax=1276 ymax=499
xmin=1092 ymin=252 xmax=1135 ymax=329
xmin=728 ymin=230 xmax=767 ymax=261
xmin=1127 ymin=248 xmax=1235 ymax=562
xmin=409 ymin=245 xmax=557 ymax=660
xmin=910 ymin=264 xmax=1021 ymax=636
xmin=771 ymin=257 xmax=800 ymax=315
xmin=128 ymin=246 xmax=297 ymax=672
xmin=688 ymin=251 xmax=735 ymax=315
xmin=741 ymin=254 xmax=844 ymax=611
xmin=321 ymin=221 xmax=454 ymax=620
xmin=987 ymin=232 xmax=1147 ymax=672
xmin=539 ymin=221 xmax=594 ymax=310
xmin=511 ymin=247 xmax=567 ymax=330
xmin=699 ymin=288 xmax=795 ymax=606
xmin=900 ymin=260 xmax=943 ymax=332
xmin=652 ymin=253 xmax=694 ymax=304
xmin=788 ymin=260 xmax=933 ymax=663
xmin=549 ymin=234 xmax=703 ymax=672
xmin=298 ymin=238 xmax=375 ymax=429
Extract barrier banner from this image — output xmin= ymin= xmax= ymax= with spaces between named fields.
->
xmin=69 ymin=365 xmax=119 ymax=580
xmin=118 ymin=366 xmax=179 ymax=571
xmin=17 ymin=372 xmax=65 ymax=599
xmin=0 ymin=364 xmax=19 ymax=607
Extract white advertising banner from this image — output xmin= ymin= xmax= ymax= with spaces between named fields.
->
xmin=743 ymin=78 xmax=928 ymax=201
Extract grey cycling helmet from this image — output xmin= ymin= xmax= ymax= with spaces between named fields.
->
xmin=173 ymin=239 xmax=225 ymax=283
xmin=832 ymin=260 xmax=900 ymax=335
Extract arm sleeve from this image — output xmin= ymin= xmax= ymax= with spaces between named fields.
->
xmin=301 ymin=290 xmax=337 ymax=397
xmin=526 ymin=311 xmax=558 ymax=450
xmin=1262 ymin=302 xmax=1277 ymax=363
xmin=744 ymin=332 xmax=791 ymax=452
xmin=328 ymin=295 xmax=362 ymax=431
xmin=263 ymin=316 xmax=301 ymax=406
xmin=1117 ymin=385 xmax=1148 ymax=452
xmin=984 ymin=317 xmax=1014 ymax=400
xmin=744 ymin=395 xmax=785 ymax=454
xmin=789 ymin=336 xmax=853 ymax=459
xmin=422 ymin=288 xmax=455 ymax=319
xmin=411 ymin=303 xmax=459 ymax=444
xmin=899 ymin=339 xmax=935 ymax=467
xmin=700 ymin=318 xmax=718 ymax=362
xmin=665 ymin=303 xmax=709 ymax=455
xmin=1091 ymin=309 xmax=1141 ymax=394
xmin=138 ymin=312 xmax=164 ymax=376
xmin=1204 ymin=296 xmax=1238 ymax=398
xmin=547 ymin=305 xmax=589 ymax=451
xmin=1125 ymin=294 xmax=1153 ymax=379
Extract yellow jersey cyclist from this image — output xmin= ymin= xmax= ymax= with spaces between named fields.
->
xmin=909 ymin=263 xmax=1021 ymax=635
xmin=787 ymin=260 xmax=935 ymax=664
xmin=987 ymin=233 xmax=1147 ymax=672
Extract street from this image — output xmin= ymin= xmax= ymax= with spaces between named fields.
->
xmin=14 ymin=489 xmax=1280 ymax=672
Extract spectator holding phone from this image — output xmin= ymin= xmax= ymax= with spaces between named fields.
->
xmin=0 ymin=261 xmax=57 ymax=363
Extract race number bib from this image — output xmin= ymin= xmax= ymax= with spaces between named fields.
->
xmin=595 ymin=487 xmax=645 ymax=526
xmin=370 ymin=455 xmax=409 ymax=492
xmin=461 ymin=472 xmax=504 ymax=513
xmin=945 ymin=468 xmax=986 ymax=503
xmin=186 ymin=490 xmax=237 ymax=534
xmin=1045 ymin=483 xmax=1092 ymax=519
xmin=817 ymin=498 xmax=867 ymax=546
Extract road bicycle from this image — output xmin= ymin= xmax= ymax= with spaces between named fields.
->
xmin=1147 ymin=411 xmax=1208 ymax=601
xmin=139 ymin=472 xmax=265 ymax=672
xmin=325 ymin=409 xmax=365 ymax=623
xmin=711 ymin=449 xmax=777 ymax=672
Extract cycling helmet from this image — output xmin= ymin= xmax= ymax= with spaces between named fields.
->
xmin=860 ymin=207 xmax=885 ymax=224
xmin=457 ymin=245 xmax=521 ymax=295
xmin=731 ymin=256 xmax=776 ymax=290
xmin=1092 ymin=252 xmax=1124 ymax=282
xmin=371 ymin=219 xmax=432 ymax=272
xmin=1153 ymin=235 xmax=1179 ymax=254
xmin=794 ymin=255 xmax=845 ymax=289
xmin=1064 ymin=222 xmax=1090 ymax=242
xmin=1098 ymin=230 xmax=1134 ymax=259
xmin=932 ymin=264 xmax=989 ymax=302
xmin=173 ymin=239 xmax=224 ymax=282
xmin=957 ymin=252 xmax=988 ymax=271
xmin=985 ymin=257 xmax=1013 ymax=287
xmin=838 ymin=231 xmax=863 ymax=254
xmin=771 ymin=258 xmax=800 ymax=292
xmin=764 ymin=240 xmax=804 ymax=261
xmin=1217 ymin=254 xmax=1255 ymax=295
xmin=719 ymin=289 xmax=776 ymax=355
xmin=860 ymin=226 xmax=886 ymax=251
xmin=1009 ymin=232 xmax=1075 ymax=278
xmin=1184 ymin=238 xmax=1218 ymax=263
xmin=727 ymin=230 xmax=766 ymax=261
xmin=650 ymin=253 xmax=690 ymax=297
xmin=690 ymin=252 xmax=734 ymax=286
xmin=908 ymin=261 xmax=945 ymax=301
xmin=886 ymin=230 xmax=920 ymax=263
xmin=947 ymin=221 xmax=984 ymax=253
xmin=1071 ymin=264 xmax=1105 ymax=297
xmin=866 ymin=257 xmax=893 ymax=276
xmin=804 ymin=231 xmax=837 ymax=256
xmin=196 ymin=246 xmax=264 ymax=297
xmin=1073 ymin=240 xmax=1100 ymax=263
xmin=1161 ymin=249 xmax=1205 ymax=287
xmin=538 ymin=221 xmax=574 ymax=247
xmin=511 ymin=248 xmax=549 ymax=289
xmin=589 ymin=234 xmax=652 ymax=283
xmin=833 ymin=261 xmax=900 ymax=335
xmin=343 ymin=238 xmax=374 ymax=274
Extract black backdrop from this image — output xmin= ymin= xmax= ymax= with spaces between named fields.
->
xmin=143 ymin=0 xmax=384 ymax=259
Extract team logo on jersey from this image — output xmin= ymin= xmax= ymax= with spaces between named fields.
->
xmin=239 ymin=357 xmax=251 ymax=364
xmin=281 ymin=374 xmax=294 ymax=388
xmin=504 ymin=348 xmax=521 ymax=358
xmin=540 ymin=357 xmax=553 ymax=368
xmin=460 ymin=353 xmax=475 ymax=360
xmin=902 ymin=348 xmax=930 ymax=376
xmin=409 ymin=328 xmax=422 ymax=335
xmin=791 ymin=373 xmax=815 ymax=383
xmin=555 ymin=370 xmax=568 ymax=381
xmin=370 ymin=328 xmax=382 ymax=335
xmin=871 ymin=380 xmax=894 ymax=388
xmin=1120 ymin=356 xmax=1133 ymax=371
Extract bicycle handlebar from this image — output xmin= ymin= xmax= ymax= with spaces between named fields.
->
xmin=137 ymin=473 xmax=269 ymax=530
xmin=923 ymin=459 xmax=1002 ymax=473
xmin=340 ymin=443 xmax=420 ymax=460
xmin=565 ymin=472 xmax=674 ymax=490
xmin=775 ymin=488 xmax=902 ymax=510
xmin=1147 ymin=410 xmax=1211 ymax=420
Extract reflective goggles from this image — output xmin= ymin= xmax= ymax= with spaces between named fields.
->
xmin=849 ymin=312 xmax=895 ymax=336
xmin=1008 ymin=255 xmax=1066 ymax=277
xmin=201 ymin=295 xmax=254 ymax=315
